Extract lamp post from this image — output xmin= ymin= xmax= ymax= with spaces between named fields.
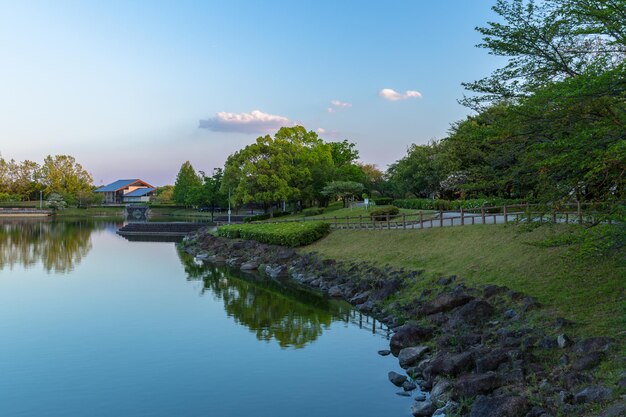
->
xmin=40 ymin=190 xmax=43 ymax=209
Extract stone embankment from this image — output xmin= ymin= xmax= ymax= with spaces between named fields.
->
xmin=179 ymin=228 xmax=625 ymax=417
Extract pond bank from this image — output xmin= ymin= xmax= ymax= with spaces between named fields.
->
xmin=179 ymin=228 xmax=624 ymax=417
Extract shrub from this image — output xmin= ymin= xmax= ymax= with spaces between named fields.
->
xmin=372 ymin=197 xmax=393 ymax=206
xmin=217 ymin=222 xmax=331 ymax=247
xmin=370 ymin=206 xmax=400 ymax=221
xmin=393 ymin=198 xmax=526 ymax=211
xmin=302 ymin=207 xmax=324 ymax=216
xmin=243 ymin=211 xmax=291 ymax=222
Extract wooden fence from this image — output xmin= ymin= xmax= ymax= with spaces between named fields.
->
xmin=254 ymin=202 xmax=620 ymax=231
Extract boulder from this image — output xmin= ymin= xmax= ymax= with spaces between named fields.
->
xmin=571 ymin=351 xmax=604 ymax=371
xmin=557 ymin=333 xmax=573 ymax=348
xmin=469 ymin=395 xmax=529 ymax=417
xmin=475 ymin=348 xmax=512 ymax=373
xmin=349 ymin=291 xmax=370 ymax=305
xmin=454 ymin=371 xmax=500 ymax=398
xmin=398 ymin=346 xmax=430 ymax=368
xmin=377 ymin=350 xmax=391 ymax=356
xmin=448 ymin=299 xmax=493 ymax=327
xmin=402 ymin=380 xmax=417 ymax=391
xmin=573 ymin=385 xmax=613 ymax=404
xmin=390 ymin=324 xmax=434 ymax=354
xmin=240 ymin=262 xmax=259 ymax=270
xmin=388 ymin=371 xmax=407 ymax=387
xmin=430 ymin=379 xmax=452 ymax=402
xmin=572 ymin=337 xmax=614 ymax=355
xmin=600 ymin=402 xmax=626 ymax=417
xmin=327 ymin=286 xmax=343 ymax=298
xmin=411 ymin=400 xmax=436 ymax=417
xmin=420 ymin=291 xmax=474 ymax=315
xmin=426 ymin=351 xmax=474 ymax=377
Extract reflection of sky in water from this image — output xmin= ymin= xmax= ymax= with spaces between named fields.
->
xmin=0 ymin=220 xmax=410 ymax=417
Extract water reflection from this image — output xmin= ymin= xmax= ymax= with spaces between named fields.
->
xmin=0 ymin=219 xmax=105 ymax=273
xmin=180 ymin=251 xmax=353 ymax=349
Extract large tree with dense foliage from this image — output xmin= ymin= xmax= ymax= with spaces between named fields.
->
xmin=40 ymin=155 xmax=93 ymax=203
xmin=173 ymin=161 xmax=202 ymax=206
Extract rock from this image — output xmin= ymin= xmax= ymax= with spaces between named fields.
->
xmin=208 ymin=254 xmax=226 ymax=263
xmin=265 ymin=265 xmax=287 ymax=278
xmin=414 ymin=392 xmax=426 ymax=401
xmin=274 ymin=247 xmax=296 ymax=261
xmin=195 ymin=252 xmax=209 ymax=260
xmin=573 ymin=385 xmax=613 ymax=404
xmin=356 ymin=300 xmax=375 ymax=313
xmin=600 ymin=402 xmax=626 ymax=417
xmin=522 ymin=296 xmax=541 ymax=311
xmin=469 ymin=395 xmax=529 ymax=417
xmin=420 ymin=291 xmax=474 ymax=315
xmin=426 ymin=351 xmax=474 ymax=377
xmin=561 ymin=372 xmax=593 ymax=390
xmin=504 ymin=309 xmax=518 ymax=319
xmin=448 ymin=299 xmax=493 ymax=327
xmin=430 ymin=379 xmax=451 ymax=402
xmin=483 ymin=284 xmax=506 ymax=298
xmin=388 ymin=371 xmax=407 ymax=387
xmin=390 ymin=324 xmax=434 ymax=354
xmin=377 ymin=349 xmax=391 ymax=356
xmin=402 ymin=380 xmax=417 ymax=391
xmin=433 ymin=401 xmax=458 ymax=417
xmin=555 ymin=317 xmax=573 ymax=329
xmin=240 ymin=262 xmax=258 ymax=270
xmin=396 ymin=391 xmax=411 ymax=397
xmin=437 ymin=276 xmax=454 ymax=286
xmin=557 ymin=333 xmax=572 ymax=348
xmin=411 ymin=400 xmax=436 ymax=417
xmin=399 ymin=346 xmax=430 ymax=368
xmin=572 ymin=337 xmax=614 ymax=355
xmin=327 ymin=286 xmax=343 ymax=298
xmin=571 ymin=351 xmax=604 ymax=371
xmin=349 ymin=291 xmax=370 ymax=305
xmin=618 ymin=376 xmax=626 ymax=389
xmin=539 ymin=336 xmax=557 ymax=349
xmin=475 ymin=348 xmax=511 ymax=373
xmin=454 ymin=371 xmax=500 ymax=398
xmin=558 ymin=355 xmax=569 ymax=366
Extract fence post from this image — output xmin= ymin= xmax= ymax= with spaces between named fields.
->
xmin=503 ymin=205 xmax=507 ymax=223
xmin=565 ymin=212 xmax=569 ymax=224
xmin=481 ymin=208 xmax=485 ymax=224
xmin=420 ymin=212 xmax=423 ymax=229
xmin=553 ymin=211 xmax=557 ymax=223
xmin=577 ymin=201 xmax=582 ymax=224
xmin=461 ymin=208 xmax=464 ymax=226
xmin=386 ymin=214 xmax=390 ymax=230
xmin=359 ymin=215 xmax=362 ymax=229
xmin=334 ymin=216 xmax=337 ymax=228
xmin=346 ymin=215 xmax=349 ymax=229
xmin=439 ymin=210 xmax=443 ymax=228
xmin=403 ymin=214 xmax=406 ymax=230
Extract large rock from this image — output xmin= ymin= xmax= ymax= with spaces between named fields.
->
xmin=600 ymin=402 xmax=626 ymax=417
xmin=390 ymin=324 xmax=434 ymax=355
xmin=571 ymin=351 xmax=604 ymax=371
xmin=469 ymin=395 xmax=529 ymax=417
xmin=388 ymin=371 xmax=407 ymax=387
xmin=411 ymin=400 xmax=436 ymax=417
xmin=430 ymin=379 xmax=452 ymax=402
xmin=327 ymin=286 xmax=343 ymax=298
xmin=573 ymin=385 xmax=613 ymax=404
xmin=475 ymin=348 xmax=512 ymax=373
xmin=448 ymin=299 xmax=493 ymax=327
xmin=420 ymin=291 xmax=474 ymax=315
xmin=240 ymin=262 xmax=259 ymax=270
xmin=454 ymin=372 xmax=500 ymax=398
xmin=398 ymin=346 xmax=430 ymax=368
xmin=572 ymin=337 xmax=614 ymax=355
xmin=426 ymin=351 xmax=474 ymax=377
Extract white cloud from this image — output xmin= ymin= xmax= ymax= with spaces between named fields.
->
xmin=327 ymin=99 xmax=352 ymax=113
xmin=199 ymin=110 xmax=292 ymax=133
xmin=316 ymin=127 xmax=339 ymax=137
xmin=378 ymin=88 xmax=423 ymax=101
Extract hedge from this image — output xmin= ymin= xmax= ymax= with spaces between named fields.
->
xmin=370 ymin=206 xmax=400 ymax=221
xmin=302 ymin=207 xmax=324 ymax=216
xmin=393 ymin=198 xmax=526 ymax=211
xmin=243 ymin=211 xmax=291 ymax=222
xmin=372 ymin=197 xmax=393 ymax=206
xmin=217 ymin=222 xmax=331 ymax=247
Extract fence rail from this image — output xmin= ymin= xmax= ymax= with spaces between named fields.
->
xmin=251 ymin=202 xmax=621 ymax=231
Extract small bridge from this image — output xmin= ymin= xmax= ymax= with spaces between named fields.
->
xmin=0 ymin=208 xmax=51 ymax=217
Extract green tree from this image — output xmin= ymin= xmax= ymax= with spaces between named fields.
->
xmin=321 ymin=181 xmax=365 ymax=208
xmin=173 ymin=161 xmax=202 ymax=206
xmin=40 ymin=155 xmax=93 ymax=204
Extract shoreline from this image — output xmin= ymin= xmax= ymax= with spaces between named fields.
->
xmin=178 ymin=228 xmax=624 ymax=417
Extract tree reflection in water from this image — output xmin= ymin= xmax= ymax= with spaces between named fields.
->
xmin=0 ymin=219 xmax=101 ymax=273
xmin=179 ymin=251 xmax=352 ymax=349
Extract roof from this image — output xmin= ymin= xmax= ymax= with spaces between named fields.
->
xmin=124 ymin=188 xmax=156 ymax=197
xmin=95 ymin=179 xmax=154 ymax=192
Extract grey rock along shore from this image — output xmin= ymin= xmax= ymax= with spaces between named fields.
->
xmin=179 ymin=230 xmax=623 ymax=417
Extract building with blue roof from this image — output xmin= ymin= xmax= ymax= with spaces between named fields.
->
xmin=94 ymin=179 xmax=155 ymax=204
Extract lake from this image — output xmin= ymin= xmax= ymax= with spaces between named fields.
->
xmin=0 ymin=219 xmax=413 ymax=417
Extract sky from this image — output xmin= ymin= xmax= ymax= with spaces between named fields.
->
xmin=0 ymin=0 xmax=503 ymax=186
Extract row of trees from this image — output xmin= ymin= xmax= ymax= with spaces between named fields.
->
xmin=0 ymin=155 xmax=96 ymax=204
xmin=172 ymin=126 xmax=385 ymax=214
xmin=388 ymin=0 xmax=625 ymax=203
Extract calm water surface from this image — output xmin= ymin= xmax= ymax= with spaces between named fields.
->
xmin=0 ymin=219 xmax=412 ymax=417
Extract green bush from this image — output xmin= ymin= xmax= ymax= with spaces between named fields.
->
xmin=372 ymin=197 xmax=393 ymax=206
xmin=243 ymin=211 xmax=291 ymax=222
xmin=217 ymin=222 xmax=331 ymax=247
xmin=302 ymin=207 xmax=324 ymax=216
xmin=370 ymin=206 xmax=400 ymax=221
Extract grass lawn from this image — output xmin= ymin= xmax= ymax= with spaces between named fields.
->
xmin=267 ymin=205 xmax=438 ymax=225
xmin=302 ymin=224 xmax=625 ymax=345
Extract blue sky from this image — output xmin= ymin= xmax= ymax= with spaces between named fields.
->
xmin=0 ymin=0 xmax=502 ymax=186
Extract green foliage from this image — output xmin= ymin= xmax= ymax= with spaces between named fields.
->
xmin=321 ymin=180 xmax=365 ymax=208
xmin=40 ymin=155 xmax=93 ymax=201
xmin=243 ymin=211 xmax=291 ymax=223
xmin=173 ymin=161 xmax=202 ymax=206
xmin=393 ymin=198 xmax=526 ymax=211
xmin=46 ymin=193 xmax=67 ymax=211
xmin=372 ymin=197 xmax=393 ymax=205
xmin=217 ymin=222 xmax=331 ymax=247
xmin=369 ymin=206 xmax=400 ymax=221
xmin=0 ymin=192 xmax=23 ymax=202
xmin=302 ymin=207 xmax=324 ymax=216
xmin=530 ymin=224 xmax=626 ymax=259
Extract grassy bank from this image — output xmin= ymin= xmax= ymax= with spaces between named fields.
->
xmin=262 ymin=205 xmax=437 ymax=224
xmin=302 ymin=224 xmax=625 ymax=345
